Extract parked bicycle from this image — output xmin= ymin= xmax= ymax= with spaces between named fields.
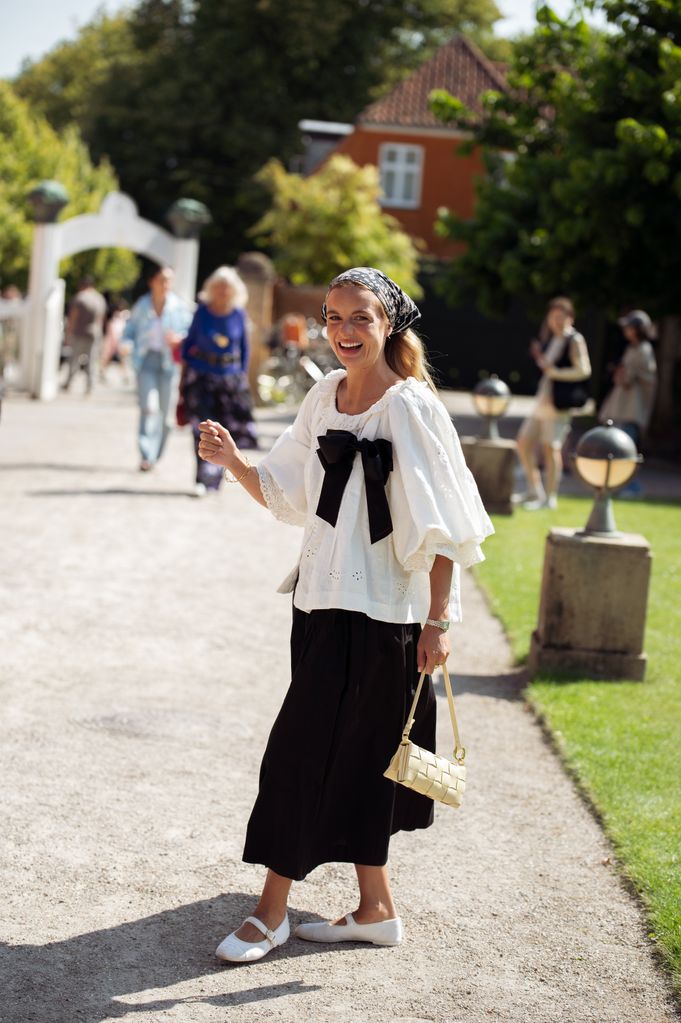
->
xmin=257 ymin=318 xmax=339 ymax=406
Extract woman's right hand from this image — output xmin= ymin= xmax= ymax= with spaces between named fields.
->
xmin=198 ymin=419 xmax=237 ymax=467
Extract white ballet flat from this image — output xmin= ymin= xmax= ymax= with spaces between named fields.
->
xmin=215 ymin=914 xmax=290 ymax=963
xmin=294 ymin=913 xmax=402 ymax=946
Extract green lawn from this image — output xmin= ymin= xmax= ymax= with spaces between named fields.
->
xmin=475 ymin=495 xmax=681 ymax=994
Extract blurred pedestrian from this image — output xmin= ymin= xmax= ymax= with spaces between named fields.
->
xmin=122 ymin=266 xmax=191 ymax=472
xmin=599 ymin=310 xmax=657 ymax=447
xmin=516 ymin=296 xmax=591 ymax=510
xmin=599 ymin=310 xmax=657 ymax=496
xmin=199 ymin=266 xmax=493 ymax=962
xmin=99 ymin=299 xmax=131 ymax=382
xmin=180 ymin=266 xmax=257 ymax=496
xmin=0 ymin=284 xmax=23 ymax=392
xmin=62 ymin=277 xmax=107 ymax=395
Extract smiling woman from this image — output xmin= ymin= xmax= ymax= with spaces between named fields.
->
xmin=324 ymin=287 xmax=402 ymax=409
xmin=197 ymin=265 xmax=493 ymax=963
xmin=323 ymin=266 xmax=435 ymax=412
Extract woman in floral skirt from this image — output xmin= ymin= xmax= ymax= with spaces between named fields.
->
xmin=181 ymin=266 xmax=257 ymax=496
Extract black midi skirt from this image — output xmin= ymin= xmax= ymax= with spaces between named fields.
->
xmin=242 ymin=606 xmax=436 ymax=881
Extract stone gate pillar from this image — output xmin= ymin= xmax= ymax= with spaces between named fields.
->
xmin=24 ymin=182 xmax=69 ymax=398
xmin=166 ymin=199 xmax=212 ymax=306
xmin=22 ymin=189 xmax=212 ymax=400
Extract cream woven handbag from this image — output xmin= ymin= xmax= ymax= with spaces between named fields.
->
xmin=384 ymin=663 xmax=466 ymax=808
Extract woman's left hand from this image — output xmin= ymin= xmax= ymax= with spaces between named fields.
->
xmin=417 ymin=624 xmax=450 ymax=675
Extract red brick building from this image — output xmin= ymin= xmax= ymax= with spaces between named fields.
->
xmin=328 ymin=35 xmax=508 ymax=259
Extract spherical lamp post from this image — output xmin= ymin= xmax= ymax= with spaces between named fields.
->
xmin=530 ymin=418 xmax=650 ymax=680
xmin=573 ymin=421 xmax=642 ymax=536
xmin=166 ymin=198 xmax=212 ymax=239
xmin=472 ymin=375 xmax=511 ymax=441
xmin=164 ymin=198 xmax=212 ymax=309
xmin=462 ymin=375 xmax=515 ymax=514
xmin=27 ymin=180 xmax=69 ymax=223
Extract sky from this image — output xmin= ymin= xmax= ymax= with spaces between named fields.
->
xmin=0 ymin=0 xmax=582 ymax=80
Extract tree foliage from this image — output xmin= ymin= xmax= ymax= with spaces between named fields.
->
xmin=14 ymin=0 xmax=502 ymax=270
xmin=13 ymin=13 xmax=134 ymax=136
xmin=251 ymin=155 xmax=423 ymax=295
xmin=432 ymin=0 xmax=681 ymax=319
xmin=0 ymin=83 xmax=137 ymax=293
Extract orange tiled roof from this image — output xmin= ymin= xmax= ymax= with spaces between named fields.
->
xmin=357 ymin=35 xmax=507 ymax=129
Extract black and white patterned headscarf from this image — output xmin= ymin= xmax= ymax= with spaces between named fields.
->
xmin=321 ymin=267 xmax=421 ymax=337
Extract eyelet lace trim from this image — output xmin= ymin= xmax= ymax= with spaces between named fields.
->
xmin=402 ymin=539 xmax=484 ymax=574
xmin=257 ymin=465 xmax=306 ymax=526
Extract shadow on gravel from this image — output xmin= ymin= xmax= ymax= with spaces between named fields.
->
xmin=28 ymin=489 xmax=195 ymax=498
xmin=438 ymin=671 xmax=526 ymax=701
xmin=0 ymin=894 xmax=327 ymax=1022
xmin=0 ymin=462 xmax=123 ymax=474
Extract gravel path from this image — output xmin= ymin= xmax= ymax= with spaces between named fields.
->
xmin=1 ymin=379 xmax=678 ymax=1023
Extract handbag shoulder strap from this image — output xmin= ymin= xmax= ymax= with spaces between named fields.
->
xmin=401 ymin=663 xmax=465 ymax=763
xmin=553 ymin=328 xmax=576 ymax=369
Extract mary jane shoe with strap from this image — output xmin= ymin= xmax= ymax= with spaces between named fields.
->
xmin=215 ymin=914 xmax=290 ymax=963
xmin=294 ymin=913 xmax=402 ymax=946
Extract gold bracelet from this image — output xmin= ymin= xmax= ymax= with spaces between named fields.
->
xmin=224 ymin=459 xmax=253 ymax=484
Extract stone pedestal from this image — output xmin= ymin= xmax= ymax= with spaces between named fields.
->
xmin=528 ymin=528 xmax=652 ymax=681
xmin=460 ymin=437 xmax=516 ymax=515
xmin=237 ymin=252 xmax=276 ymax=400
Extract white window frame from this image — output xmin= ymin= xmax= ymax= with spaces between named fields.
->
xmin=378 ymin=143 xmax=424 ymax=210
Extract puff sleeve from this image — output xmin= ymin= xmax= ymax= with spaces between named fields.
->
xmin=388 ymin=387 xmax=494 ymax=573
xmin=256 ymin=387 xmax=315 ymax=526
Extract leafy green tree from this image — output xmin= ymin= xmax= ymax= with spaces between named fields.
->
xmin=14 ymin=0 xmax=503 ymax=270
xmin=0 ymin=82 xmax=137 ymax=293
xmin=12 ymin=13 xmax=134 ymax=135
xmin=432 ymin=0 xmax=681 ymax=430
xmin=252 ymin=155 xmax=423 ymax=296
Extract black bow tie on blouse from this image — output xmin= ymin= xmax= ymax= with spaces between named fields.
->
xmin=315 ymin=429 xmax=394 ymax=544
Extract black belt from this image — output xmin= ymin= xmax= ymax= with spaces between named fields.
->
xmin=189 ymin=347 xmax=240 ymax=367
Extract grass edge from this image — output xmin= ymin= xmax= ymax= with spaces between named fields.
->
xmin=470 ymin=566 xmax=681 ymax=1005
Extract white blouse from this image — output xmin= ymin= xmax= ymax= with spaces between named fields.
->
xmin=257 ymin=370 xmax=494 ymax=625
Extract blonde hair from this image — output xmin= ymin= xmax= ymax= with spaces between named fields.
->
xmin=199 ymin=265 xmax=248 ymax=309
xmin=385 ymin=328 xmax=437 ymax=393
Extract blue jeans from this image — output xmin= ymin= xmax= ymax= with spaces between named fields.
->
xmin=136 ymin=352 xmax=177 ymax=465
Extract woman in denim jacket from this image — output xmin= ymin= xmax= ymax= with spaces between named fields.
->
xmin=123 ymin=266 xmax=192 ymax=471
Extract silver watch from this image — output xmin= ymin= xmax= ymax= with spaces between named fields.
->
xmin=425 ymin=618 xmax=450 ymax=632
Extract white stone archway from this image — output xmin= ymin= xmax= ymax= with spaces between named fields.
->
xmin=23 ymin=192 xmax=201 ymax=399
